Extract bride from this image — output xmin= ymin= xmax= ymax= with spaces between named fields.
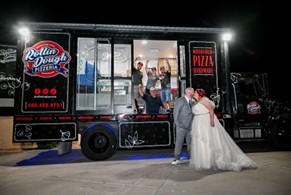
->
xmin=189 ymin=88 xmax=257 ymax=172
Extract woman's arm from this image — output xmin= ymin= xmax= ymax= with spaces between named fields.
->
xmin=203 ymin=99 xmax=215 ymax=127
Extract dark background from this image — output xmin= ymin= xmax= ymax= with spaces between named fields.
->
xmin=0 ymin=2 xmax=288 ymax=102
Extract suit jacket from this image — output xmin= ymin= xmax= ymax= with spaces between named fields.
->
xmin=173 ymin=96 xmax=194 ymax=130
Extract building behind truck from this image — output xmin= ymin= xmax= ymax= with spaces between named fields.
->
xmin=0 ymin=22 xmax=290 ymax=160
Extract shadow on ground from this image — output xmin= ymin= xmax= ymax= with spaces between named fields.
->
xmin=13 ymin=142 xmax=276 ymax=166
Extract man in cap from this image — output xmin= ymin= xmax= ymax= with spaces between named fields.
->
xmin=133 ymin=57 xmax=144 ymax=112
xmin=145 ymin=59 xmax=159 ymax=94
xmin=138 ymin=85 xmax=164 ymax=114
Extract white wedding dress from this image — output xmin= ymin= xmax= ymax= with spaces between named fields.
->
xmin=189 ymin=99 xmax=257 ymax=172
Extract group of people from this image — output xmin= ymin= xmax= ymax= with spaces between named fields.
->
xmin=133 ymin=58 xmax=171 ymax=114
xmin=172 ymin=87 xmax=257 ymax=172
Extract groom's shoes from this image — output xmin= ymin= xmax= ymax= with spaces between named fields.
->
xmin=171 ymin=160 xmax=181 ymax=165
xmin=171 ymin=158 xmax=190 ymax=165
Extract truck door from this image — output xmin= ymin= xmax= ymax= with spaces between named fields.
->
xmin=76 ymin=38 xmax=137 ymax=114
xmin=76 ymin=38 xmax=113 ymax=114
xmin=113 ymin=42 xmax=133 ymax=114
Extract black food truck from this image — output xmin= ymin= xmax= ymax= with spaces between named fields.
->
xmin=12 ymin=22 xmax=291 ymax=161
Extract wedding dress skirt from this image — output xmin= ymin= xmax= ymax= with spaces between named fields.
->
xmin=189 ymin=101 xmax=257 ymax=172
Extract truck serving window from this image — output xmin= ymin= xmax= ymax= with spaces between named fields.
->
xmin=113 ymin=44 xmax=132 ymax=108
xmin=76 ymin=38 xmax=112 ymax=111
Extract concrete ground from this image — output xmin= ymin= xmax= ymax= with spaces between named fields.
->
xmin=0 ymin=146 xmax=291 ymax=195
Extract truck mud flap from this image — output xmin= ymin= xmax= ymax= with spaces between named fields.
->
xmin=81 ymin=124 xmax=118 ymax=161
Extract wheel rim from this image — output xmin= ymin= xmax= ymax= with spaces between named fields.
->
xmin=89 ymin=133 xmax=109 ymax=152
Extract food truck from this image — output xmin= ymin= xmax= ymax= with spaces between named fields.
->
xmin=10 ymin=22 xmax=290 ymax=160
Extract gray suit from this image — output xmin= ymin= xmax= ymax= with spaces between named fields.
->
xmin=173 ymin=96 xmax=194 ymax=160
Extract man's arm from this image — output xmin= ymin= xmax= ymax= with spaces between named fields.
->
xmin=166 ymin=58 xmax=171 ymax=72
xmin=173 ymin=98 xmax=181 ymax=124
xmin=133 ymin=56 xmax=140 ymax=69
xmin=159 ymin=98 xmax=164 ymax=113
xmin=138 ymin=84 xmax=145 ymax=97
xmin=163 ymin=101 xmax=170 ymax=110
xmin=145 ymin=59 xmax=149 ymax=74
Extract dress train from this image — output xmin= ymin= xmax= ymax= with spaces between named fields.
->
xmin=189 ymin=101 xmax=257 ymax=172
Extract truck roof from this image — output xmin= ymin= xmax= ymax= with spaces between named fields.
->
xmin=18 ymin=22 xmax=231 ymax=35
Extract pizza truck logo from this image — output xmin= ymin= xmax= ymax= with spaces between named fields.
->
xmin=247 ymin=101 xmax=261 ymax=115
xmin=23 ymin=41 xmax=71 ymax=78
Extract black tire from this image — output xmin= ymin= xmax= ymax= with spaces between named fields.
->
xmin=270 ymin=113 xmax=291 ymax=150
xmin=81 ymin=124 xmax=118 ymax=161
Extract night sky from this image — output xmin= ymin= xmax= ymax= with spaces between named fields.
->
xmin=0 ymin=2 xmax=289 ymax=101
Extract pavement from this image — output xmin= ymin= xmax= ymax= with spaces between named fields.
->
xmin=0 ymin=144 xmax=291 ymax=195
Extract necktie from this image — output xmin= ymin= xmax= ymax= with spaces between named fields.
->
xmin=189 ymin=100 xmax=192 ymax=108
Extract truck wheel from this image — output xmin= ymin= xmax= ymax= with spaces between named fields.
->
xmin=81 ymin=124 xmax=118 ymax=161
xmin=270 ymin=113 xmax=291 ymax=150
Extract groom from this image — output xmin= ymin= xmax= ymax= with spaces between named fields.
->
xmin=171 ymin=87 xmax=195 ymax=165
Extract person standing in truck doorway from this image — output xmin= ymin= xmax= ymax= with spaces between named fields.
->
xmin=159 ymin=58 xmax=171 ymax=113
xmin=132 ymin=57 xmax=144 ymax=112
xmin=171 ymin=87 xmax=195 ymax=165
xmin=144 ymin=59 xmax=159 ymax=94
xmin=138 ymin=85 xmax=164 ymax=114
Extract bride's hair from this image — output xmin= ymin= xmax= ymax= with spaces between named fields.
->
xmin=196 ymin=88 xmax=206 ymax=97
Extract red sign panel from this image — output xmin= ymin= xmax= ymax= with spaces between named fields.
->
xmin=190 ymin=42 xmax=216 ymax=75
xmin=20 ymin=33 xmax=71 ymax=113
